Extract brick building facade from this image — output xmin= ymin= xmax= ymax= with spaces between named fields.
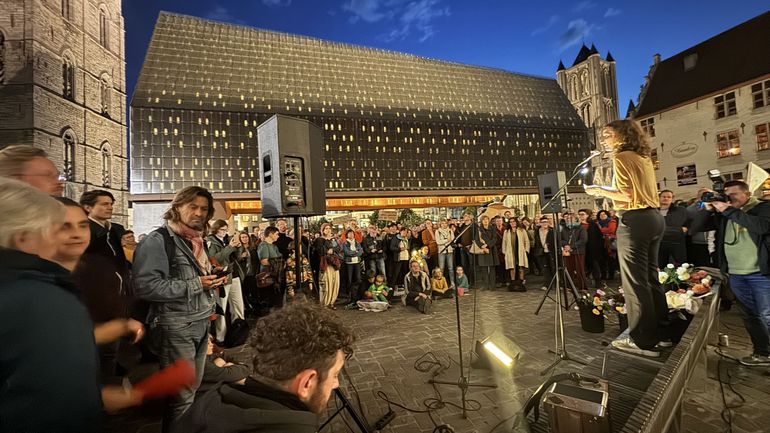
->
xmin=0 ymin=0 xmax=128 ymax=222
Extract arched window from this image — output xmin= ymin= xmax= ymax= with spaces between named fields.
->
xmin=61 ymin=0 xmax=70 ymax=19
xmin=62 ymin=55 xmax=75 ymax=100
xmin=100 ymin=142 xmax=112 ymax=187
xmin=62 ymin=129 xmax=76 ymax=181
xmin=99 ymin=6 xmax=109 ymax=48
xmin=100 ymin=74 xmax=111 ymax=116
xmin=0 ymin=31 xmax=6 ymax=85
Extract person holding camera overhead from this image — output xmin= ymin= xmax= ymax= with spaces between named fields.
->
xmin=584 ymin=119 xmax=666 ymax=358
xmin=690 ymin=180 xmax=770 ymax=367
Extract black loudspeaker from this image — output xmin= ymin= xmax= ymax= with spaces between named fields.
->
xmin=258 ymin=115 xmax=326 ymax=218
xmin=537 ymin=171 xmax=567 ymax=214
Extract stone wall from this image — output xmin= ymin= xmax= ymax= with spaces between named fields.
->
xmin=0 ymin=0 xmax=128 ymax=224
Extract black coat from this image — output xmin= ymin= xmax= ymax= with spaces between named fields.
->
xmin=174 ymin=379 xmax=318 ymax=433
xmin=77 ymin=219 xmax=132 ymax=321
xmin=690 ymin=200 xmax=770 ymax=275
xmin=584 ymin=221 xmax=606 ymax=262
xmin=661 ymin=206 xmax=690 ymax=245
xmin=0 ymin=249 xmax=101 ymax=432
xmin=362 ymin=234 xmax=384 ymax=260
xmin=533 ymin=228 xmax=556 ymax=256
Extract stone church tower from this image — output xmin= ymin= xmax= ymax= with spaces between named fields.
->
xmin=556 ymin=44 xmax=619 ymax=187
xmin=0 ymin=0 xmax=128 ymax=222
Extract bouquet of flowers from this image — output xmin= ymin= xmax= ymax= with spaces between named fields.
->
xmin=658 ymin=263 xmax=715 ymax=314
xmin=658 ymin=263 xmax=693 ymax=287
xmin=577 ymin=288 xmax=610 ymax=317
xmin=658 ymin=263 xmax=713 ymax=295
xmin=606 ymin=287 xmax=626 ymax=315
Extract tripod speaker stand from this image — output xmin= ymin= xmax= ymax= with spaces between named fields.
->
xmin=535 ymin=153 xmax=603 ymax=376
xmin=534 ymin=221 xmax=581 ymax=315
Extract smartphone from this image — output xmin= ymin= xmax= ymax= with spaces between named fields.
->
xmin=214 ymin=265 xmax=230 ymax=278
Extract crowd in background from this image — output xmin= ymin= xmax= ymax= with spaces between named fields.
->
xmin=1 ymin=140 xmax=768 ymax=433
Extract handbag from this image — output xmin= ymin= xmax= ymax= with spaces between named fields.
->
xmin=469 ymin=241 xmax=487 ymax=255
xmin=255 ymin=270 xmax=275 ymax=289
xmin=326 ymin=254 xmax=342 ymax=270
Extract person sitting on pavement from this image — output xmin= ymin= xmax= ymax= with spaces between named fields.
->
xmin=431 ymin=267 xmax=453 ymax=299
xmin=365 ymin=274 xmax=390 ymax=302
xmin=455 ymin=266 xmax=470 ymax=296
xmin=198 ymin=336 xmax=250 ymax=395
xmin=404 ymin=260 xmax=432 ymax=313
xmin=174 ymin=302 xmax=355 ymax=433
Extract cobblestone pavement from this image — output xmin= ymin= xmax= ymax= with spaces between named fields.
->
xmin=118 ymin=275 xmax=770 ymax=433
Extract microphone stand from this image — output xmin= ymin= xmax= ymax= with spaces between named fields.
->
xmin=427 ymin=205 xmax=496 ymax=419
xmin=537 ymin=157 xmax=599 ymax=376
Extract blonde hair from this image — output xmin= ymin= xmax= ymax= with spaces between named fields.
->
xmin=432 ymin=267 xmax=443 ymax=277
xmin=0 ymin=177 xmax=64 ymax=248
xmin=0 ymin=145 xmax=48 ymax=178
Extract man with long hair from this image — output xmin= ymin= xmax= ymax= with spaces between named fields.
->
xmin=584 ymin=119 xmax=666 ymax=357
xmin=133 ymin=186 xmax=227 ymax=430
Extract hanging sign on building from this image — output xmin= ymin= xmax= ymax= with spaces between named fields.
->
xmin=671 ymin=142 xmax=699 ymax=158
xmin=378 ymin=209 xmax=399 ymax=222
xmin=676 ymin=164 xmax=698 ymax=186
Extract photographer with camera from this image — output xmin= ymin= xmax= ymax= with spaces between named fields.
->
xmin=690 ymin=180 xmax=770 ymax=366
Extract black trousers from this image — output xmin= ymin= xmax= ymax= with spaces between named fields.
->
xmin=658 ymin=241 xmax=687 ymax=268
xmin=535 ymin=253 xmax=555 ymax=286
xmin=617 ymin=209 xmax=667 ymax=350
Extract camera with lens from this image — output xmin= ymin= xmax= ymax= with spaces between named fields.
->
xmin=700 ymin=169 xmax=728 ymax=203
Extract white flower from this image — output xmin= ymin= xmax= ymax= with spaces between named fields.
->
xmin=667 ymin=264 xmax=675 ymax=269
xmin=686 ymin=290 xmax=694 ymax=296
xmin=682 ymin=263 xmax=690 ymax=269
xmin=676 ymin=267 xmax=686 ymax=275
xmin=681 ymin=273 xmax=691 ymax=281
xmin=658 ymin=272 xmax=668 ymax=284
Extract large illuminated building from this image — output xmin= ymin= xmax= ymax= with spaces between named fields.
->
xmin=130 ymin=12 xmax=589 ymax=230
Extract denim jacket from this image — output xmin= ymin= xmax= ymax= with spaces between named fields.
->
xmin=342 ymin=240 xmax=364 ymax=265
xmin=133 ymin=224 xmax=215 ymax=325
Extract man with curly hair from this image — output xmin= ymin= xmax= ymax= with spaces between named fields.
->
xmin=174 ymin=301 xmax=355 ymax=433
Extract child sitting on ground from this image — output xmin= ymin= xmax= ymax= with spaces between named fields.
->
xmin=366 ymin=274 xmax=390 ymax=302
xmin=455 ymin=266 xmax=470 ymax=296
xmin=431 ymin=268 xmax=453 ymax=299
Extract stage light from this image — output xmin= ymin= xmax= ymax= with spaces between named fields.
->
xmin=473 ymin=332 xmax=521 ymax=370
xmin=580 ymin=167 xmax=589 ymax=174
xmin=483 ymin=341 xmax=514 ymax=367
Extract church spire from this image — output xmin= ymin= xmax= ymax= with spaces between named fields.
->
xmin=557 ymin=60 xmax=566 ymax=71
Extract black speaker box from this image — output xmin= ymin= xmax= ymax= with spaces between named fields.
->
xmin=257 ymin=115 xmax=326 ymax=218
xmin=537 ymin=171 xmax=567 ymax=214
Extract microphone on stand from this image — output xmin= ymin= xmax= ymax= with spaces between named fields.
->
xmin=478 ymin=197 xmax=501 ymax=209
xmin=572 ymin=150 xmax=605 ymax=174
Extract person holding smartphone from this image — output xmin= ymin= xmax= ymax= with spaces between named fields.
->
xmin=207 ymin=220 xmax=247 ymax=344
xmin=584 ymin=119 xmax=666 ymax=358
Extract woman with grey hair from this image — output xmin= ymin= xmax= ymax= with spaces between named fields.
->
xmin=0 ymin=179 xmax=98 ymax=431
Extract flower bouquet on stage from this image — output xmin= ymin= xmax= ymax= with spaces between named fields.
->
xmin=659 ymin=263 xmax=716 ymax=342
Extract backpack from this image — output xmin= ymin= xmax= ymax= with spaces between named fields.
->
xmin=223 ymin=318 xmax=250 ymax=348
xmin=153 ymin=226 xmax=179 ymax=277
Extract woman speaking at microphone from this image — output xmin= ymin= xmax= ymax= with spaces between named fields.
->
xmin=584 ymin=119 xmax=666 ymax=358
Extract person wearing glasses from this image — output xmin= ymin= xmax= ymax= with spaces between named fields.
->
xmin=0 ymin=145 xmax=65 ymax=196
xmin=584 ymin=119 xmax=666 ymax=358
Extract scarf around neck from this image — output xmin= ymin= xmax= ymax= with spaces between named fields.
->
xmin=168 ymin=221 xmax=210 ymax=273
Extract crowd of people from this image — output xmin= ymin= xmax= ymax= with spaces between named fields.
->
xmin=1 ymin=112 xmax=769 ymax=433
